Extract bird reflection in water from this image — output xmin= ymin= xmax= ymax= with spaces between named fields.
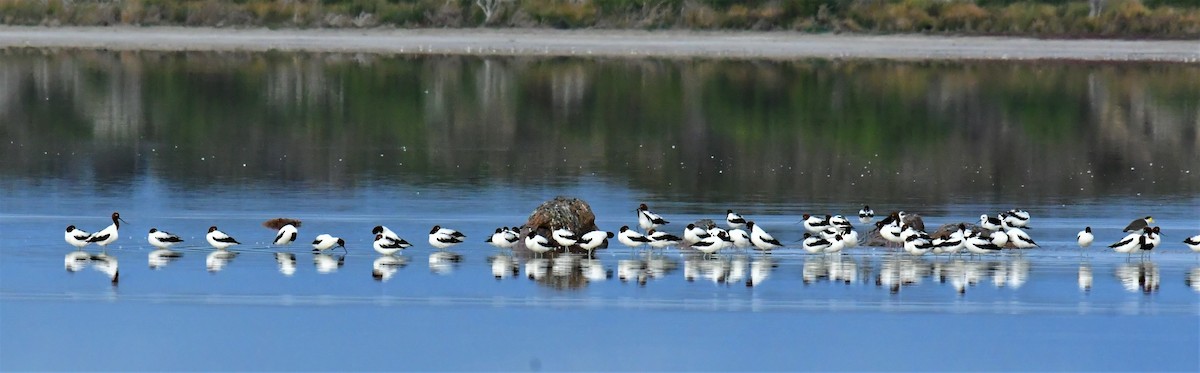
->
xmin=206 ymin=250 xmax=238 ymax=272
xmin=683 ymin=255 xmax=731 ymax=284
xmin=429 ymin=251 xmax=463 ymax=275
xmin=372 ymin=255 xmax=408 ymax=282
xmin=616 ymin=252 xmax=679 ymax=287
xmin=275 ymin=252 xmax=297 ymax=276
xmin=65 ymin=250 xmax=90 ymax=272
xmin=580 ymin=259 xmax=611 ymax=282
xmin=488 ymin=254 xmax=520 ymax=279
xmin=91 ymin=253 xmax=119 ymax=285
xmin=747 ymin=256 xmax=776 ymax=287
xmin=314 ymin=253 xmax=345 ymax=274
xmin=1186 ymin=267 xmax=1200 ymax=293
xmin=876 ymin=257 xmax=931 ymax=294
xmin=148 ymin=249 xmax=183 ymax=269
xmin=801 ymin=255 xmax=859 ymax=285
xmin=1078 ymin=263 xmax=1093 ymax=292
xmin=1115 ymin=261 xmax=1160 ymax=293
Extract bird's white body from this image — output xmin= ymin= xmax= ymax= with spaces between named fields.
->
xmin=1185 ymin=234 xmax=1200 ymax=252
xmin=801 ymin=234 xmax=829 ymax=254
xmin=858 ymin=206 xmax=874 ymax=224
xmin=205 ymin=227 xmax=240 ymax=250
xmin=65 ymin=226 xmax=91 ymax=249
xmin=979 ymin=214 xmax=1002 ymax=231
xmin=683 ymin=224 xmax=710 ymax=245
xmin=646 ymin=230 xmax=681 ymax=249
xmin=577 ymin=230 xmax=613 ymax=254
xmin=1077 ymin=228 xmax=1094 ymax=248
xmin=880 ymin=223 xmax=904 ymax=246
xmin=87 ymin=212 xmax=125 ymax=249
xmin=637 ymin=204 xmax=669 ymax=232
xmin=1109 ymin=233 xmax=1141 ymax=254
xmin=1006 ymin=226 xmax=1038 ymax=249
xmin=486 ymin=228 xmax=519 ymax=250
xmin=802 ymin=215 xmax=829 ymax=234
xmin=841 ymin=229 xmax=859 ymax=248
xmin=372 ymin=225 xmax=403 ymax=243
xmin=312 ymin=234 xmax=345 ymax=252
xmin=373 ymin=234 xmax=411 ymax=255
xmin=747 ymin=222 xmax=781 ymax=251
xmin=524 ymin=232 xmax=555 ymax=256
xmin=148 ymin=228 xmax=184 ymax=250
xmin=691 ymin=233 xmax=726 ymax=255
xmin=428 ymin=226 xmax=465 ymax=250
xmin=552 ymin=228 xmax=579 ymax=248
xmin=965 ymin=235 xmax=1002 ymax=255
xmin=273 ymin=224 xmax=299 ymax=246
xmin=825 ymin=235 xmax=846 ymax=254
xmin=617 ymin=226 xmax=650 ymax=248
xmin=990 ymin=230 xmax=1009 ymax=247
xmin=726 ymin=210 xmax=746 ymax=229
xmin=727 ymin=229 xmax=751 ymax=250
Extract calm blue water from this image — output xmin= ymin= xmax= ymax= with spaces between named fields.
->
xmin=2 ymin=50 xmax=1199 ymax=371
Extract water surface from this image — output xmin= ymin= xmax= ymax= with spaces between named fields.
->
xmin=1 ymin=50 xmax=1197 ymax=371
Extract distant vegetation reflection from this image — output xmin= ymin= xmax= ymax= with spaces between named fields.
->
xmin=2 ymin=50 xmax=1197 ymax=204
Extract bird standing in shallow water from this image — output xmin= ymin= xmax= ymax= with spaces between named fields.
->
xmin=637 ymin=203 xmax=669 ymax=232
xmin=205 ymin=226 xmax=240 ymax=250
xmin=617 ymin=226 xmax=651 ymax=249
xmin=312 ymin=234 xmax=347 ymax=253
xmin=87 ymin=212 xmax=127 ymax=252
xmin=428 ymin=225 xmax=465 ymax=250
xmin=1077 ymin=227 xmax=1094 ymax=256
xmin=148 ymin=228 xmax=183 ymax=249
xmin=746 ymin=221 xmax=781 ymax=252
xmin=726 ymin=210 xmax=746 ymax=229
xmin=858 ymin=205 xmax=874 ymax=224
xmin=373 ymin=234 xmax=410 ymax=256
xmin=273 ymin=224 xmax=298 ymax=246
xmin=65 ymin=225 xmax=91 ymax=250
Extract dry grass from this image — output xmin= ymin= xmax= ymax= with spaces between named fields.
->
xmin=0 ymin=0 xmax=1197 ymax=38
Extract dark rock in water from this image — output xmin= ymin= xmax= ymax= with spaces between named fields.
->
xmin=864 ymin=212 xmax=926 ymax=246
xmin=521 ymin=196 xmax=600 ymax=254
xmin=263 ymin=218 xmax=302 ymax=230
xmin=929 ymin=223 xmax=987 ymax=239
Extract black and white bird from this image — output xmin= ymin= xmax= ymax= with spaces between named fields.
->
xmin=428 ymin=225 xmax=465 ymax=250
xmin=1183 ymin=234 xmax=1200 ymax=252
xmin=274 ymin=224 xmax=299 ymax=246
xmin=485 ymin=227 xmax=520 ymax=250
xmin=801 ymin=214 xmax=830 ymax=234
xmin=858 ymin=205 xmax=875 ymax=224
xmin=646 ymin=229 xmax=682 ymax=249
xmin=524 ymin=231 xmax=555 ymax=257
xmin=747 ymin=221 xmax=781 ymax=251
xmin=373 ymin=234 xmax=411 ymax=256
xmin=800 ymin=233 xmax=830 ymax=254
xmin=577 ymin=230 xmax=614 ymax=257
xmin=205 ymin=226 xmax=240 ymax=250
xmin=637 ymin=203 xmax=669 ymax=232
xmin=617 ymin=226 xmax=651 ymax=249
xmin=64 ymin=225 xmax=91 ymax=249
xmin=1003 ymin=209 xmax=1032 ymax=228
xmin=371 ymin=225 xmax=403 ymax=243
xmin=690 ymin=231 xmax=728 ymax=258
xmin=683 ymin=224 xmax=711 ymax=245
xmin=1077 ymin=227 xmax=1094 ymax=253
xmin=725 ymin=210 xmax=747 ymax=229
xmin=979 ymin=214 xmax=1003 ymax=231
xmin=964 ymin=233 xmax=1003 ymax=255
xmin=148 ymin=228 xmax=184 ymax=250
xmin=1123 ymin=216 xmax=1154 ymax=232
xmin=1109 ymin=228 xmax=1147 ymax=255
xmin=86 ymin=212 xmax=127 ymax=251
xmin=551 ymin=228 xmax=579 ymax=249
xmin=1004 ymin=221 xmax=1038 ymax=249
xmin=727 ymin=228 xmax=752 ymax=251
xmin=829 ymin=215 xmax=852 ymax=230
xmin=312 ymin=234 xmax=347 ymax=253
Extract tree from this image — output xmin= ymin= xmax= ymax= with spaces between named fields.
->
xmin=476 ymin=0 xmax=511 ymax=23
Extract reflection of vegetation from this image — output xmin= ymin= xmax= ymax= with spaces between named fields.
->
xmin=1 ymin=49 xmax=1197 ymax=204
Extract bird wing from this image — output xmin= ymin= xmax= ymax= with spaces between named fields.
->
xmin=214 ymin=235 xmax=240 ymax=244
xmin=1108 ymin=236 xmax=1134 ymax=248
xmin=86 ymin=233 xmax=110 ymax=243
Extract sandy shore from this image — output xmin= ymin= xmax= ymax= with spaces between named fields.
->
xmin=1 ymin=26 xmax=1197 ymax=61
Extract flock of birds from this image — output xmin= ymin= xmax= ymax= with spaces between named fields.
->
xmin=63 ymin=206 xmax=1200 ymax=262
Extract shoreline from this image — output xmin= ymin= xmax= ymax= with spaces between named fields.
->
xmin=1 ymin=26 xmax=1198 ymax=62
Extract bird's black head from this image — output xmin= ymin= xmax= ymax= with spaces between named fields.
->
xmin=1084 ymin=227 xmax=1092 ymax=233
xmin=375 ymin=234 xmax=384 ymax=241
xmin=606 ymin=231 xmax=615 ymax=238
xmin=863 ymin=205 xmax=870 ymax=210
xmin=619 ymin=226 xmax=629 ymax=232
xmin=637 ymin=203 xmax=649 ymax=211
xmin=208 ymin=226 xmax=219 ymax=233
xmin=149 ymin=228 xmax=158 ymax=233
xmin=337 ymin=238 xmax=346 ymax=247
xmin=746 ymin=221 xmax=755 ymax=229
xmin=66 ymin=225 xmax=76 ymax=232
xmin=430 ymin=226 xmax=441 ymax=234
xmin=727 ymin=209 xmax=734 ymax=214
xmin=372 ymin=226 xmax=384 ymax=234
xmin=687 ymin=224 xmax=696 ymax=229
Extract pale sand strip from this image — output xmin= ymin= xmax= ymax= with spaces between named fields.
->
xmin=1 ymin=26 xmax=1197 ymax=61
